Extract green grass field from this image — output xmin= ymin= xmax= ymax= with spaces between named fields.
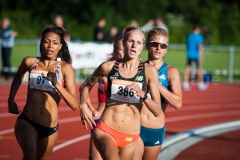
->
xmin=7 ymin=44 xmax=240 ymax=83
xmin=11 ymin=44 xmax=37 ymax=68
xmin=142 ymin=48 xmax=240 ymax=83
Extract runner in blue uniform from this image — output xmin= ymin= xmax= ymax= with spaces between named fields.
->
xmin=133 ymin=28 xmax=182 ymax=160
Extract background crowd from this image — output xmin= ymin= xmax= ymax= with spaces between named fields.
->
xmin=0 ymin=14 xmax=211 ymax=85
xmin=1 ymin=0 xmax=239 ymax=45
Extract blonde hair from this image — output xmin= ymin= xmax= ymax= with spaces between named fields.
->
xmin=123 ymin=26 xmax=145 ymax=42
xmin=147 ymin=28 xmax=169 ymax=43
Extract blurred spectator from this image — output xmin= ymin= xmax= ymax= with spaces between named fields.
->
xmin=141 ymin=19 xmax=155 ymax=32
xmin=183 ymin=24 xmax=208 ymax=91
xmin=103 ymin=26 xmax=118 ymax=43
xmin=202 ymin=26 xmax=211 ymax=45
xmin=54 ymin=14 xmax=70 ymax=41
xmin=129 ymin=19 xmax=139 ymax=27
xmin=155 ymin=17 xmax=168 ymax=32
xmin=38 ymin=15 xmax=70 ymax=42
xmin=141 ymin=17 xmax=168 ymax=32
xmin=118 ymin=20 xmax=140 ymax=36
xmin=93 ymin=18 xmax=106 ymax=42
xmin=38 ymin=24 xmax=53 ymax=40
xmin=0 ymin=18 xmax=17 ymax=80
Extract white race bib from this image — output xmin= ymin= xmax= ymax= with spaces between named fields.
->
xmin=29 ymin=70 xmax=54 ymax=92
xmin=110 ymin=79 xmax=142 ymax=103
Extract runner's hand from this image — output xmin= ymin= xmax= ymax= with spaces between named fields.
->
xmin=79 ymin=103 xmax=96 ymax=130
xmin=8 ymin=100 xmax=21 ymax=115
xmin=47 ymin=71 xmax=57 ymax=86
xmin=126 ymin=83 xmax=145 ymax=98
xmin=92 ymin=110 xmax=101 ymax=120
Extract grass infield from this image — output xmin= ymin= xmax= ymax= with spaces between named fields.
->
xmin=7 ymin=44 xmax=240 ymax=83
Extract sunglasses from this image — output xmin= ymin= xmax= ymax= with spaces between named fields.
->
xmin=148 ymin=41 xmax=168 ymax=49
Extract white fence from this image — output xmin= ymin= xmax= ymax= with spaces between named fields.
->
xmin=1 ymin=39 xmax=240 ymax=83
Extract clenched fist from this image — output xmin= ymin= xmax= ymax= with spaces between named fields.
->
xmin=47 ymin=71 xmax=57 ymax=86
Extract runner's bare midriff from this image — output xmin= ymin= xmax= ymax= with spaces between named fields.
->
xmin=22 ymin=89 xmax=60 ymax=127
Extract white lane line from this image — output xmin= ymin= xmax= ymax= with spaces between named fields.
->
xmin=0 ymin=94 xmax=27 ymax=101
xmin=161 ymin=120 xmax=240 ymax=150
xmin=0 ymin=155 xmax=10 ymax=158
xmin=166 ymin=110 xmax=240 ymax=122
xmin=166 ymin=103 xmax=240 ymax=112
xmin=1 ymin=110 xmax=240 ymax=135
xmin=0 ymin=102 xmax=65 ymax=108
xmin=0 ymin=107 xmax=76 ymax=118
xmin=0 ymin=113 xmax=16 ymax=118
xmin=1 ymin=103 xmax=240 ymax=118
xmin=59 ymin=117 xmax=80 ymax=123
xmin=0 ymin=102 xmax=26 ymax=108
xmin=0 ymin=117 xmax=81 ymax=135
xmin=159 ymin=121 xmax=240 ymax=160
xmin=1 ymin=112 xmax=240 ymax=153
xmin=0 ymin=114 xmax=90 ymax=153
xmin=53 ymin=134 xmax=90 ymax=152
xmin=0 ymin=128 xmax=14 ymax=135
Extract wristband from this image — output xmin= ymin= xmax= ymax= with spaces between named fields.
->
xmin=140 ymin=93 xmax=148 ymax=102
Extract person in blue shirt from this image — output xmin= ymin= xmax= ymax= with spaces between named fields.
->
xmin=0 ymin=18 xmax=17 ymax=80
xmin=183 ymin=25 xmax=208 ymax=90
xmin=132 ymin=28 xmax=182 ymax=160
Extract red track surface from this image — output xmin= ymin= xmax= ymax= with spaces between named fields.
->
xmin=0 ymin=82 xmax=240 ymax=160
xmin=174 ymin=129 xmax=240 ymax=160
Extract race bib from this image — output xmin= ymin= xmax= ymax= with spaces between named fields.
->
xmin=110 ymin=79 xmax=142 ymax=103
xmin=29 ymin=70 xmax=54 ymax=92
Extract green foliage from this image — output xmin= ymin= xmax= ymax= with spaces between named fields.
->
xmin=11 ymin=44 xmax=37 ymax=68
xmin=1 ymin=0 xmax=240 ymax=45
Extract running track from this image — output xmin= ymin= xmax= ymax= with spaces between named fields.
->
xmin=0 ymin=82 xmax=240 ymax=159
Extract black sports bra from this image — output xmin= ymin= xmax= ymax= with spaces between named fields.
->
xmin=106 ymin=60 xmax=148 ymax=103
